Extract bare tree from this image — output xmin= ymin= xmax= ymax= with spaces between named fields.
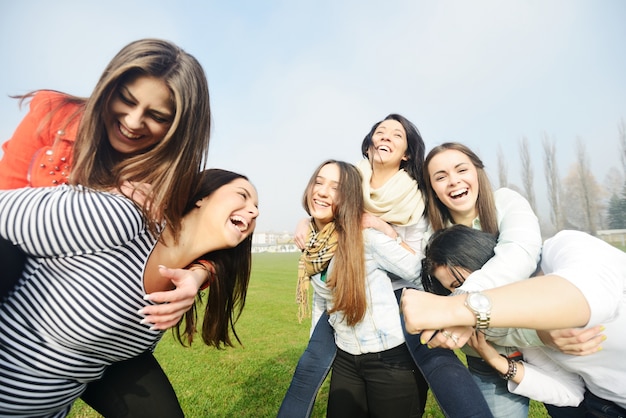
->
xmin=496 ymin=144 xmax=508 ymax=188
xmin=542 ymin=133 xmax=562 ymax=231
xmin=519 ymin=137 xmax=537 ymax=213
xmin=604 ymin=167 xmax=624 ymax=197
xmin=617 ymin=119 xmax=626 ymax=177
xmin=562 ymin=138 xmax=604 ymax=234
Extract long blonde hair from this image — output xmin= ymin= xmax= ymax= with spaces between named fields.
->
xmin=303 ymin=160 xmax=367 ymax=326
xmin=423 ymin=142 xmax=499 ymax=235
xmin=71 ymin=38 xmax=211 ymax=238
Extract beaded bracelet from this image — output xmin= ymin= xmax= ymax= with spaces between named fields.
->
xmin=499 ymin=355 xmax=518 ymax=380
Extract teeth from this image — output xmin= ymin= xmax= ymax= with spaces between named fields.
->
xmin=230 ymin=215 xmax=248 ymax=232
xmin=450 ymin=188 xmax=468 ymax=197
xmin=120 ymin=124 xmax=141 ymax=139
xmin=313 ymin=199 xmax=330 ymax=207
xmin=377 ymin=145 xmax=390 ymax=152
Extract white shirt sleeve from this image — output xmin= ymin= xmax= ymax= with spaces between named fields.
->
xmin=509 ymin=347 xmax=586 ymax=407
xmin=460 ymin=188 xmax=542 ymax=292
xmin=311 ymin=274 xmax=332 ymax=334
xmin=394 ymin=215 xmax=428 ymax=258
xmin=541 ymin=230 xmax=626 ymax=327
xmin=365 ymin=228 xmax=422 ymax=281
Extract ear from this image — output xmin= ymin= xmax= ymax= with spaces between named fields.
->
xmin=402 ymin=155 xmax=409 ymax=161
xmin=195 ymin=197 xmax=206 ymax=209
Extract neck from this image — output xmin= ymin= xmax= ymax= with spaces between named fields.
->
xmin=144 ymin=215 xmax=218 ymax=292
xmin=370 ymin=161 xmax=400 ymax=189
xmin=451 ymin=209 xmax=478 ymax=227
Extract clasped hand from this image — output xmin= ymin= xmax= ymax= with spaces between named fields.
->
xmin=138 ymin=266 xmax=203 ymax=330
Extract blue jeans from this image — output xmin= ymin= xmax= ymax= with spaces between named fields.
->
xmin=279 ymin=293 xmax=493 ymax=418
xmin=277 ymin=311 xmax=336 ymax=418
xmin=466 ymin=355 xmax=529 ymax=418
xmin=397 ymin=289 xmax=493 ymax=418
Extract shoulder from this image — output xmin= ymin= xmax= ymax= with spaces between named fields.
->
xmin=62 ymin=186 xmax=146 ymax=238
xmin=49 ymin=185 xmax=140 ymax=216
xmin=28 ymin=90 xmax=68 ymax=108
xmin=544 ymin=230 xmax=616 ymax=258
xmin=494 ymin=187 xmax=525 ymax=201
xmin=29 ymin=90 xmax=82 ymax=117
xmin=494 ymin=187 xmax=533 ymax=210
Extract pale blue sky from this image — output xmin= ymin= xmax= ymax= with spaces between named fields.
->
xmin=1 ymin=0 xmax=624 ymax=232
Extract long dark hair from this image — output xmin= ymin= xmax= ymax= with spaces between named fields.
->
xmin=175 ymin=169 xmax=253 ymax=348
xmin=361 ymin=113 xmax=426 ymax=191
xmin=421 ymin=225 xmax=497 ymax=295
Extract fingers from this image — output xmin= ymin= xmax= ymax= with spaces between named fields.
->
xmin=441 ymin=330 xmax=460 ymax=345
xmin=423 ymin=326 xmax=474 ymax=349
xmin=420 ymin=330 xmax=437 ymax=345
xmin=467 ymin=330 xmax=480 ymax=349
xmin=139 ymin=300 xmax=192 ymax=330
xmin=137 ymin=265 xmax=205 ymax=331
xmin=557 ymin=333 xmax=605 ymax=356
xmin=144 ymin=287 xmax=197 ymax=304
xmin=538 ymin=325 xmax=606 ymax=356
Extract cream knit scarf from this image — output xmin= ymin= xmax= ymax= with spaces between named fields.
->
xmin=357 ymin=159 xmax=424 ymax=226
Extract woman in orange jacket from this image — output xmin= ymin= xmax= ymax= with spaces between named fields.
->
xmin=0 ymin=38 xmax=213 ymax=418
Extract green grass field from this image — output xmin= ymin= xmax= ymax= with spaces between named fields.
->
xmin=68 ymin=252 xmax=551 ymax=417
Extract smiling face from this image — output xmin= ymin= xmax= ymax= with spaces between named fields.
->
xmin=197 ymin=178 xmax=259 ymax=249
xmin=308 ymin=163 xmax=340 ymax=231
xmin=368 ymin=119 xmax=408 ymax=169
xmin=427 ymin=149 xmax=480 ymax=225
xmin=105 ymin=75 xmax=174 ymax=155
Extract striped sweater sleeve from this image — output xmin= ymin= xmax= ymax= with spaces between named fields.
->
xmin=0 ymin=185 xmax=144 ymax=258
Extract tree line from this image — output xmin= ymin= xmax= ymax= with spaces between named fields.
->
xmin=497 ymin=120 xmax=626 ymax=237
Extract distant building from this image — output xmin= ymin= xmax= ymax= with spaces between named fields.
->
xmin=598 ymin=229 xmax=626 ymax=247
xmin=252 ymin=231 xmax=299 ymax=253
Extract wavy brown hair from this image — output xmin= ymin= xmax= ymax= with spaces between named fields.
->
xmin=70 ymin=38 xmax=211 ymax=239
xmin=302 ymin=160 xmax=367 ymax=326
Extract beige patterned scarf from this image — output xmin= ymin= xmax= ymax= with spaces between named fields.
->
xmin=296 ymin=220 xmax=338 ymax=322
xmin=357 ymin=159 xmax=425 ymax=226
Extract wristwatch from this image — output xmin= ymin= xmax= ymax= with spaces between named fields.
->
xmin=464 ymin=292 xmax=492 ymax=329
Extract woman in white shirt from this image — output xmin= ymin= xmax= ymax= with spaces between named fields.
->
xmin=403 ymin=225 xmax=626 ymax=418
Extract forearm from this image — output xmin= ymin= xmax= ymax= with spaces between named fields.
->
xmin=403 ymin=275 xmax=591 ymax=333
xmin=480 ymin=350 xmax=525 ymax=384
xmin=484 ymin=275 xmax=590 ymax=329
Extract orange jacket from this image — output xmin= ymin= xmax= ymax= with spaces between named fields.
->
xmin=0 ymin=91 xmax=82 ymax=189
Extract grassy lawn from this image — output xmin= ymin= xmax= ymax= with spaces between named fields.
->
xmin=68 ymin=252 xmax=550 ymax=417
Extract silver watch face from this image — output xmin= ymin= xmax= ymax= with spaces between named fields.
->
xmin=468 ymin=292 xmax=491 ymax=311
